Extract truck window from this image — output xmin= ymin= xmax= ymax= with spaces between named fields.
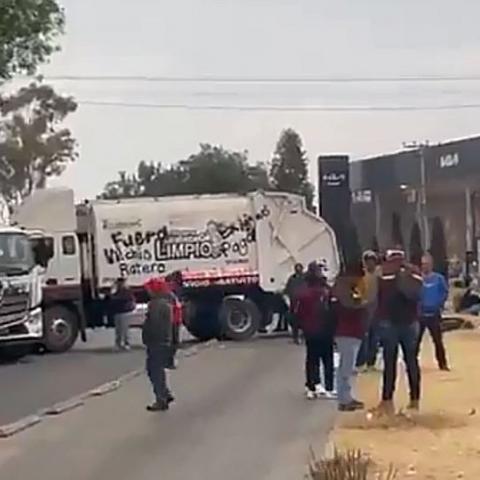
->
xmin=62 ymin=235 xmax=76 ymax=256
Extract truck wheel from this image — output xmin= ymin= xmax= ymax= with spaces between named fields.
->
xmin=184 ymin=301 xmax=221 ymax=341
xmin=43 ymin=306 xmax=79 ymax=353
xmin=220 ymin=298 xmax=260 ymax=341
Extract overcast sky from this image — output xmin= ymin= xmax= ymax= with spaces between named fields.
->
xmin=39 ymin=0 xmax=480 ymax=199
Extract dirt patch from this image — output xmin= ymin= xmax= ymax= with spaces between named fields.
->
xmin=332 ymin=330 xmax=480 ymax=479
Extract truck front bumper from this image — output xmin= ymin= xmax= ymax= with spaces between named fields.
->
xmin=0 ymin=307 xmax=43 ymax=345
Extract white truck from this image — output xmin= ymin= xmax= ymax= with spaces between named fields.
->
xmin=13 ymin=188 xmax=340 ymax=350
xmin=0 ymin=225 xmax=48 ymax=357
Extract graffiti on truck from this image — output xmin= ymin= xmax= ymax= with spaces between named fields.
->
xmin=101 ymin=206 xmax=270 ymax=277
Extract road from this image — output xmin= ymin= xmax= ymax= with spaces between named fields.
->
xmin=0 ymin=338 xmax=335 ymax=480
xmin=0 ymin=329 xmax=146 ymax=425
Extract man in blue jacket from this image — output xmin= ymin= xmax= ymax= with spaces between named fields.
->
xmin=417 ymin=253 xmax=449 ymax=371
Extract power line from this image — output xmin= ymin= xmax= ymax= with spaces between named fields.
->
xmin=45 ymin=74 xmax=480 ymax=84
xmin=79 ymin=99 xmax=480 ymax=112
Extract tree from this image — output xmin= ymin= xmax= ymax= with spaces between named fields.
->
xmin=391 ymin=212 xmax=404 ymax=248
xmin=0 ymin=81 xmax=78 ymax=203
xmin=270 ymin=128 xmax=314 ymax=209
xmin=0 ymin=0 xmax=65 ymax=80
xmin=409 ymin=221 xmax=423 ymax=267
xmin=101 ymin=144 xmax=271 ymax=199
xmin=430 ymin=216 xmax=448 ymax=277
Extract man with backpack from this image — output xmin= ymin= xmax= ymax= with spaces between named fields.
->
xmin=377 ymin=250 xmax=423 ymax=414
xmin=294 ymin=261 xmax=336 ymax=400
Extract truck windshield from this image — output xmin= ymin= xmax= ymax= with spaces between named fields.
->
xmin=0 ymin=233 xmax=34 ymax=274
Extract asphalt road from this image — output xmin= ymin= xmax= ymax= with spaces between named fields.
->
xmin=0 ymin=338 xmax=335 ymax=480
xmin=0 ymin=329 xmax=146 ymax=425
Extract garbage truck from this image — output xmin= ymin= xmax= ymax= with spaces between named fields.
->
xmin=12 ymin=188 xmax=340 ymax=351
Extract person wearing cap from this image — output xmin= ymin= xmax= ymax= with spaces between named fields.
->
xmin=142 ymin=277 xmax=176 ymax=411
xmin=332 ymin=261 xmax=368 ymax=411
xmin=356 ymin=251 xmax=381 ymax=370
xmin=294 ymin=261 xmax=336 ymax=400
xmin=377 ymin=249 xmax=423 ymax=414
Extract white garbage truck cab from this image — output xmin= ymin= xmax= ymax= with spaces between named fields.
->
xmin=13 ymin=188 xmax=340 ymax=349
xmin=0 ymin=225 xmax=46 ymax=355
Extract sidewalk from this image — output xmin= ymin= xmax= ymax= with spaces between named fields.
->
xmin=333 ymin=329 xmax=480 ymax=479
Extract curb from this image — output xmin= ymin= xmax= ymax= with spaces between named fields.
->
xmin=0 ymin=339 xmax=218 ymax=439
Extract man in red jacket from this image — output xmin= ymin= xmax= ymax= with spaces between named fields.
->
xmin=294 ymin=262 xmax=336 ymax=400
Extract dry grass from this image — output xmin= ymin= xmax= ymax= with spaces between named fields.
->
xmin=308 ymin=448 xmax=397 ymax=480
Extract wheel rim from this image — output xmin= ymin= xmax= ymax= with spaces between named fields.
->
xmin=48 ymin=318 xmax=72 ymax=347
xmin=226 ymin=307 xmax=252 ymax=334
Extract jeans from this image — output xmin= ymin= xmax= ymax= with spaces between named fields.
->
xmin=380 ymin=322 xmax=421 ymax=401
xmin=356 ymin=323 xmax=381 ymax=368
xmin=417 ymin=314 xmax=448 ymax=369
xmin=336 ymin=336 xmax=362 ymax=405
xmin=146 ymin=347 xmax=172 ymax=402
xmin=305 ymin=335 xmax=334 ymax=391
xmin=115 ymin=312 xmax=130 ymax=347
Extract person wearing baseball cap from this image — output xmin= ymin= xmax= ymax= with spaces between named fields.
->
xmin=377 ymin=248 xmax=423 ymax=414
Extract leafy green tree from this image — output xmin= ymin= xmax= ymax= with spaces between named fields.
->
xmin=270 ymin=128 xmax=314 ymax=209
xmin=101 ymin=144 xmax=271 ymax=199
xmin=0 ymin=0 xmax=64 ymax=80
xmin=0 ymin=81 xmax=78 ymax=203
xmin=409 ymin=221 xmax=423 ymax=266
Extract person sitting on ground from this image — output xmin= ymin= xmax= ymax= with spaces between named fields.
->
xmin=417 ymin=253 xmax=450 ymax=371
xmin=294 ymin=261 xmax=336 ymax=400
xmin=332 ymin=262 xmax=368 ymax=412
xmin=377 ymin=250 xmax=423 ymax=414
xmin=143 ymin=277 xmax=176 ymax=412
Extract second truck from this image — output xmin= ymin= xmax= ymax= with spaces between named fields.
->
xmin=12 ymin=188 xmax=340 ymax=352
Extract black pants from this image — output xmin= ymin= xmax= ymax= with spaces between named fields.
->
xmin=356 ymin=323 xmax=381 ymax=368
xmin=146 ymin=346 xmax=172 ymax=402
xmin=417 ymin=314 xmax=448 ymax=369
xmin=305 ymin=335 xmax=334 ymax=391
xmin=381 ymin=322 xmax=421 ymax=401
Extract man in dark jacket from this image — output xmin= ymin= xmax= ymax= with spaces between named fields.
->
xmin=110 ymin=277 xmax=136 ymax=351
xmin=294 ymin=262 xmax=335 ymax=399
xmin=143 ymin=278 xmax=175 ymax=412
xmin=285 ymin=263 xmax=305 ymax=343
xmin=377 ymin=250 xmax=423 ymax=413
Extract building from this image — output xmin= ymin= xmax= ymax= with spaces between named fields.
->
xmin=349 ymin=135 xmax=480 ymax=261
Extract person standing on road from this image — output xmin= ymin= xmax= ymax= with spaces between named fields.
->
xmin=417 ymin=253 xmax=450 ymax=371
xmin=110 ymin=277 xmax=136 ymax=351
xmin=166 ymin=271 xmax=184 ymax=368
xmin=377 ymin=250 xmax=423 ymax=414
xmin=285 ymin=263 xmax=305 ymax=344
xmin=333 ymin=263 xmax=368 ymax=412
xmin=294 ymin=262 xmax=336 ymax=400
xmin=143 ymin=278 xmax=176 ymax=412
xmin=356 ymin=251 xmax=380 ymax=371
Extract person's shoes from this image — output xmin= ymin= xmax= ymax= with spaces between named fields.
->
xmin=324 ymin=390 xmax=337 ymax=400
xmin=440 ymin=365 xmax=450 ymax=372
xmin=166 ymin=392 xmax=175 ymax=404
xmin=407 ymin=400 xmax=420 ymax=411
xmin=376 ymin=400 xmax=395 ymax=416
xmin=146 ymin=401 xmax=169 ymax=412
xmin=123 ymin=345 xmax=131 ymax=352
xmin=315 ymin=384 xmax=327 ymax=397
xmin=306 ymin=389 xmax=317 ymax=400
xmin=338 ymin=402 xmax=357 ymax=412
xmin=351 ymin=399 xmax=365 ymax=410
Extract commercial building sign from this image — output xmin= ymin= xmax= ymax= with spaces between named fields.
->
xmin=439 ymin=153 xmax=460 ymax=169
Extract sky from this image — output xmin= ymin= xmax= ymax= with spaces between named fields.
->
xmin=31 ymin=0 xmax=480 ymax=199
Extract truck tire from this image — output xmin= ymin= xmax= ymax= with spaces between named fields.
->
xmin=43 ymin=305 xmax=79 ymax=353
xmin=183 ymin=301 xmax=221 ymax=341
xmin=220 ymin=298 xmax=260 ymax=341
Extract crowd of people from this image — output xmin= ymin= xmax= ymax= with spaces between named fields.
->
xmin=287 ymin=249 xmax=450 ymax=413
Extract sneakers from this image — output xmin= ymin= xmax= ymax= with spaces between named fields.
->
xmin=305 ymin=385 xmax=337 ymax=400
xmin=306 ymin=390 xmax=317 ymax=400
xmin=146 ymin=401 xmax=169 ymax=412
xmin=407 ymin=399 xmax=420 ymax=411
xmin=315 ymin=384 xmax=327 ymax=396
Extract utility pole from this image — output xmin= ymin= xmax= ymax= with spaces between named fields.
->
xmin=403 ymin=141 xmax=430 ymax=251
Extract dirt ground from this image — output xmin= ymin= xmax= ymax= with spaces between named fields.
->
xmin=333 ymin=327 xmax=480 ymax=479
